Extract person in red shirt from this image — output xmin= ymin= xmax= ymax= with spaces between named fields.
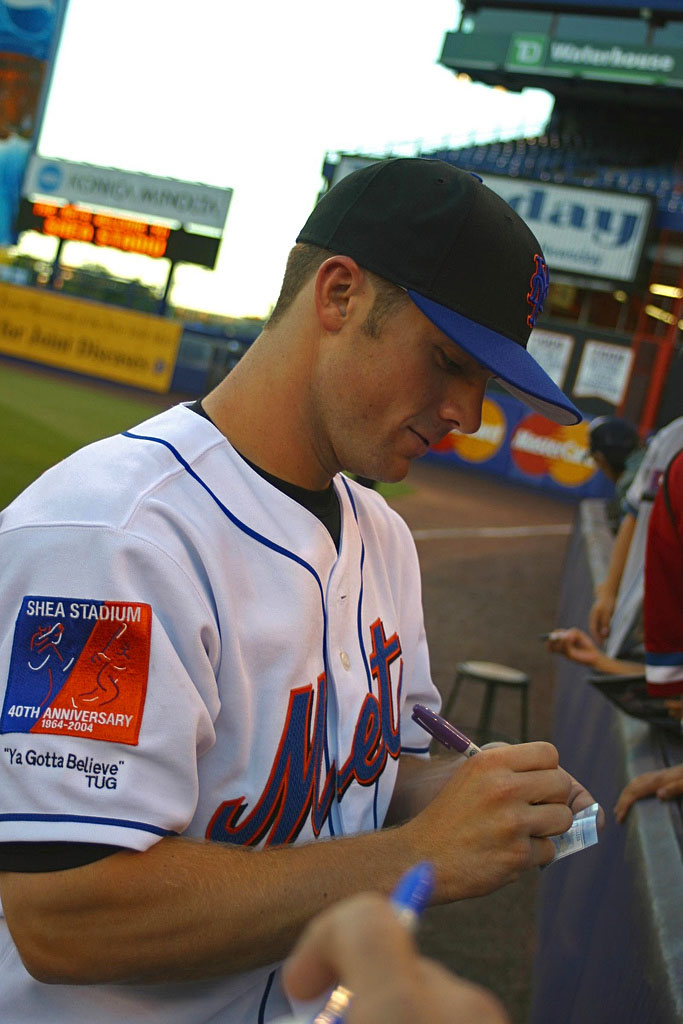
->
xmin=615 ymin=448 xmax=683 ymax=821
xmin=548 ymin=449 xmax=683 ymax=821
xmin=643 ymin=448 xmax=683 ymax=698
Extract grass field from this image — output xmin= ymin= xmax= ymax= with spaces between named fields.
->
xmin=0 ymin=362 xmax=170 ymax=509
xmin=0 ymin=361 xmax=411 ymax=509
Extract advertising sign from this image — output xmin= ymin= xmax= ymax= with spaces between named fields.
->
xmin=573 ymin=340 xmax=634 ymax=405
xmin=527 ymin=329 xmax=574 ymax=389
xmin=0 ymin=281 xmax=182 ymax=391
xmin=327 ymin=153 xmax=380 ymax=188
xmin=426 ymin=391 xmax=611 ymax=500
xmin=483 ymin=1 xmax=682 ymax=14
xmin=23 ymin=155 xmax=232 ymax=231
xmin=0 ymin=0 xmax=66 ymax=246
xmin=510 ymin=414 xmax=595 ymax=488
xmin=329 ymin=161 xmax=653 ymax=282
xmin=506 ymin=32 xmax=683 ymax=86
xmin=432 ymin=397 xmax=507 ymax=463
xmin=481 ymin=175 xmax=654 ymax=282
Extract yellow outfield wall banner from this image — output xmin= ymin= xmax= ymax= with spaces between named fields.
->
xmin=0 ymin=283 xmax=182 ymax=393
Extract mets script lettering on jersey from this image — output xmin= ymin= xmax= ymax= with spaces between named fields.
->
xmin=206 ymin=618 xmax=402 ymax=846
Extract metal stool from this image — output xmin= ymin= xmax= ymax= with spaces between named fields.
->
xmin=442 ymin=660 xmax=530 ymax=745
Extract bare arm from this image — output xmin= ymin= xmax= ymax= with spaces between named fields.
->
xmin=547 ymin=627 xmax=643 ymax=676
xmin=589 ymin=512 xmax=636 ymax=642
xmin=0 ymin=742 xmax=585 ymax=987
xmin=1 ymin=828 xmax=420 ymax=986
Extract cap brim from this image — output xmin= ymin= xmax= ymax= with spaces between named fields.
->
xmin=408 ymin=290 xmax=582 ymax=426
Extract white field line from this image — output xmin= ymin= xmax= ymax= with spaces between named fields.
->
xmin=411 ymin=524 xmax=573 ymax=541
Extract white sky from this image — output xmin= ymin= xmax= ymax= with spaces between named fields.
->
xmin=30 ymin=0 xmax=554 ymax=319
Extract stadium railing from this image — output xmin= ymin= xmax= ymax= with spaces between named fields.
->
xmin=529 ymin=499 xmax=683 ymax=1024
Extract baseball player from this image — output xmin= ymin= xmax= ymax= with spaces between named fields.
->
xmin=0 ymin=159 xmax=597 ymax=1023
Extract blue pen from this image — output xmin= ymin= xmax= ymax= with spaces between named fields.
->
xmin=311 ymin=862 xmax=435 ymax=1024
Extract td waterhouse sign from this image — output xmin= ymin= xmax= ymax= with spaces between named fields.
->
xmin=506 ymin=33 xmax=683 ymax=86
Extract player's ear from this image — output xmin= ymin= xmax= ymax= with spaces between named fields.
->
xmin=314 ymin=256 xmax=365 ymax=332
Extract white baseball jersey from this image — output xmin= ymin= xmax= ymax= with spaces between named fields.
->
xmin=0 ymin=403 xmax=439 ymax=1023
xmin=607 ymin=415 xmax=683 ymax=657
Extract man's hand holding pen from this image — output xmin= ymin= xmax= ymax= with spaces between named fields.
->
xmin=399 ymin=706 xmax=604 ymax=902
xmin=401 ymin=741 xmax=577 ymax=899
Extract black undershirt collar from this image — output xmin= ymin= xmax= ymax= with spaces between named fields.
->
xmin=190 ymin=399 xmax=341 ymax=549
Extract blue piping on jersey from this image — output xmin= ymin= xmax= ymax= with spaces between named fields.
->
xmin=122 ymin=430 xmax=337 ymax=839
xmin=342 ymin=478 xmax=382 ymax=831
xmin=0 ymin=812 xmax=177 ymax=836
xmin=341 ymin=479 xmax=373 ymax=693
xmin=258 ymin=968 xmax=277 ymax=1024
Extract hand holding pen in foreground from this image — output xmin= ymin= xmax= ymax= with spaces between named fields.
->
xmin=281 ymin=864 xmax=509 ymax=1024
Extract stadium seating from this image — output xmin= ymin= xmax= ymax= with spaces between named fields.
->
xmin=426 ymin=104 xmax=683 ymax=230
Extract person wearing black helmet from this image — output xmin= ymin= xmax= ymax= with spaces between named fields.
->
xmin=588 ymin=416 xmax=643 ymax=532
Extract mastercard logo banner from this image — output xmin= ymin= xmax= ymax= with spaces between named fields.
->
xmin=431 ymin=398 xmax=507 ymax=464
xmin=510 ymin=414 xmax=596 ymax=487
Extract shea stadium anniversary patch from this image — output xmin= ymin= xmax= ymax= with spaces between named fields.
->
xmin=2 ymin=596 xmax=152 ymax=746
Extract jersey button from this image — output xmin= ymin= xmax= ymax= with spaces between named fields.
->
xmin=339 ymin=651 xmax=351 ymax=671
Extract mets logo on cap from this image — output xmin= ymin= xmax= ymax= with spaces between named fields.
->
xmin=526 ymin=254 xmax=549 ymax=329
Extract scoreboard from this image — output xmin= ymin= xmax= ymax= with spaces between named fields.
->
xmin=16 ymin=199 xmax=221 ymax=268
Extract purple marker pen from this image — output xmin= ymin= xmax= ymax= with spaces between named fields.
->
xmin=412 ymin=703 xmax=481 ymax=758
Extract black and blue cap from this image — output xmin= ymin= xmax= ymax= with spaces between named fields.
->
xmin=297 ymin=157 xmax=581 ymax=426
